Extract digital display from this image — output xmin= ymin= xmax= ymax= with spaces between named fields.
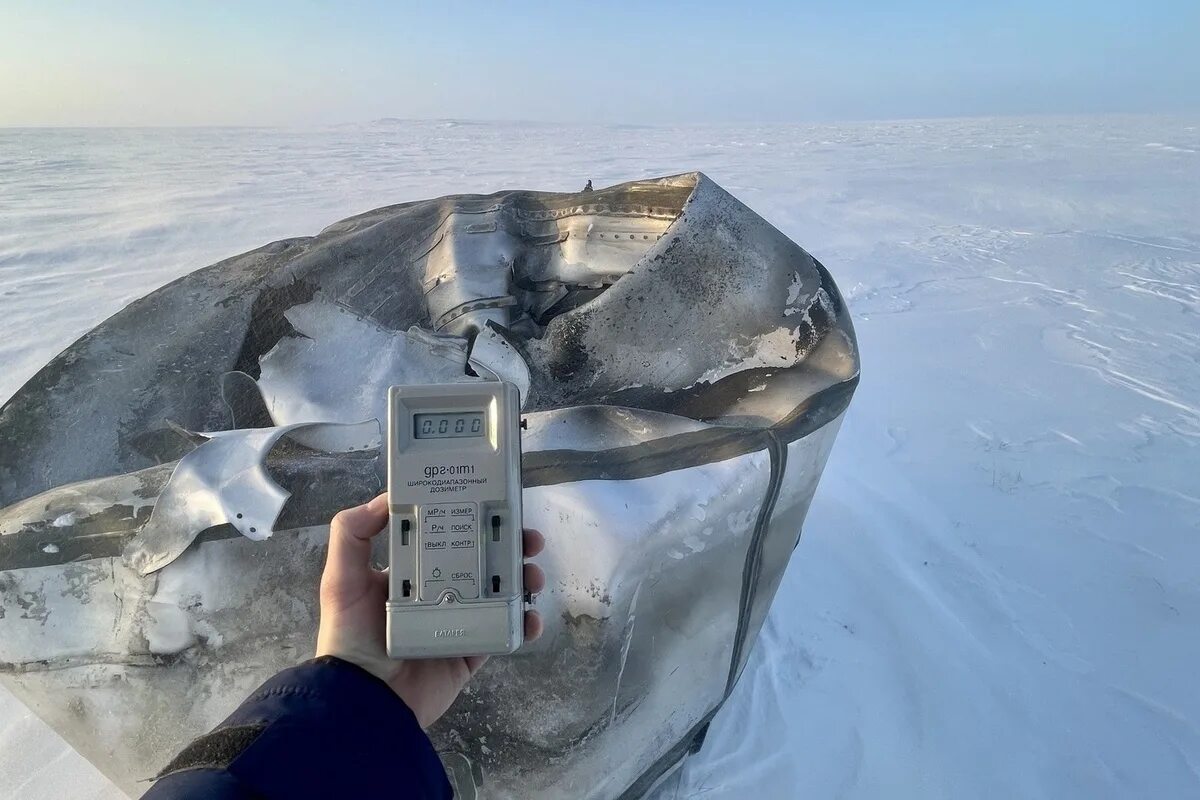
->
xmin=414 ymin=411 xmax=485 ymax=439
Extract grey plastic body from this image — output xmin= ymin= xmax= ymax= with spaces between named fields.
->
xmin=386 ymin=382 xmax=523 ymax=658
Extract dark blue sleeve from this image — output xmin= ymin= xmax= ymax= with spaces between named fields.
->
xmin=142 ymin=655 xmax=452 ymax=800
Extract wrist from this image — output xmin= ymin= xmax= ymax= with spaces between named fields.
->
xmin=314 ymin=642 xmax=394 ymax=689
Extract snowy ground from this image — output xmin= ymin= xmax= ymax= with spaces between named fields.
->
xmin=1 ymin=117 xmax=1197 ymax=798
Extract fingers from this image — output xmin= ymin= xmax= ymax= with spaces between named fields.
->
xmin=522 ymin=527 xmax=545 ymax=601
xmin=464 ymin=655 xmax=489 ymax=675
xmin=522 ymin=528 xmax=545 ymax=558
xmin=523 ymin=562 xmax=545 ymax=595
xmin=519 ymin=530 xmax=545 ymax=643
xmin=323 ymin=493 xmax=389 ymax=594
xmin=524 ymin=610 xmax=543 ymax=642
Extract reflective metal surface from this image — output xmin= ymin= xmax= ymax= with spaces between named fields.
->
xmin=0 ymin=173 xmax=858 ymax=798
xmin=123 ymin=421 xmax=381 ymax=575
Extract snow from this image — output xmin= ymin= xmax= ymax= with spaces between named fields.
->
xmin=1 ymin=116 xmax=1198 ymax=798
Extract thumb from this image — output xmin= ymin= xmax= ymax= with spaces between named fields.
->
xmin=322 ymin=493 xmax=389 ymax=599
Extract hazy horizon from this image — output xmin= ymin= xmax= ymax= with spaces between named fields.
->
xmin=4 ymin=110 xmax=1200 ymax=132
xmin=2 ymin=1 xmax=1198 ymax=128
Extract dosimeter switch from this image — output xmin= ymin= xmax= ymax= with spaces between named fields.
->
xmin=386 ymin=382 xmax=524 ymax=658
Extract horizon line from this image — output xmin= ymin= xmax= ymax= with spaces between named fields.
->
xmin=2 ymin=110 xmax=1197 ymax=132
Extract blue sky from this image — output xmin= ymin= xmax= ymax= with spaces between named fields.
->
xmin=1 ymin=0 xmax=1197 ymax=126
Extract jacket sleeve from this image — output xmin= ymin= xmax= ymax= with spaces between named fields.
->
xmin=141 ymin=655 xmax=452 ymax=800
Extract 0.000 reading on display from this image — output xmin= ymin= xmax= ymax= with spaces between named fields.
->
xmin=413 ymin=412 xmax=486 ymax=439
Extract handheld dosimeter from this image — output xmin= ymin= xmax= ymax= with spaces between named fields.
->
xmin=385 ymin=382 xmax=524 ymax=658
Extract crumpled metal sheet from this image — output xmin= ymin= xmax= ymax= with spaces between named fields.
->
xmin=123 ymin=421 xmax=381 ymax=575
xmin=0 ymin=173 xmax=859 ymax=799
xmin=257 ymin=301 xmax=492 ymax=434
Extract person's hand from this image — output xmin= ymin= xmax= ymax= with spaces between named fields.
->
xmin=316 ymin=492 xmax=545 ymax=728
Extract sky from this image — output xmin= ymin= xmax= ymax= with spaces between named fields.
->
xmin=1 ymin=0 xmax=1198 ymax=127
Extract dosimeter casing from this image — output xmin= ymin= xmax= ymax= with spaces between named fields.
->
xmin=386 ymin=382 xmax=523 ymax=658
